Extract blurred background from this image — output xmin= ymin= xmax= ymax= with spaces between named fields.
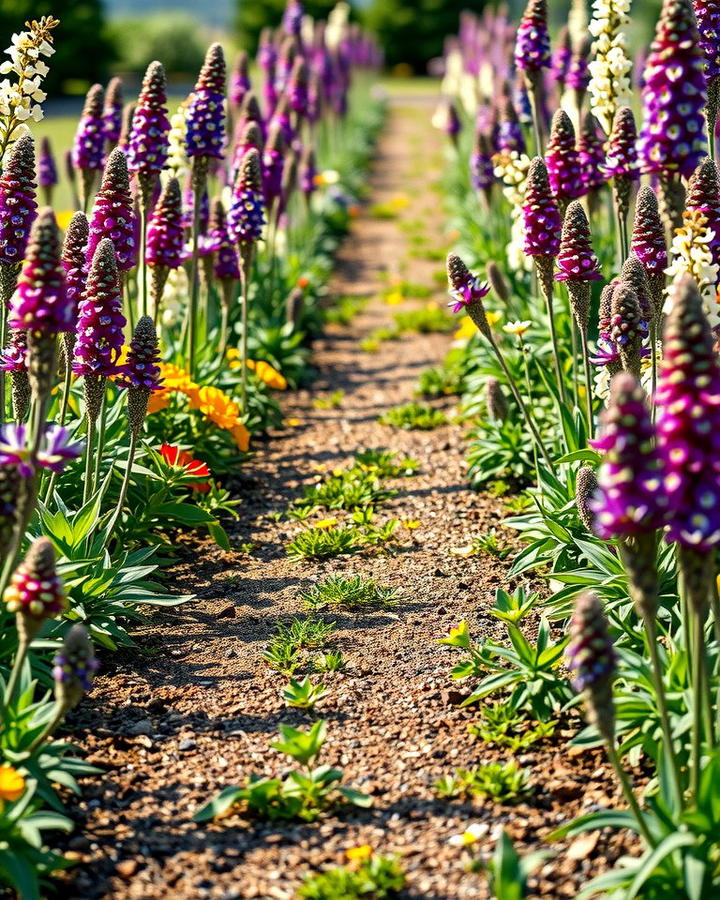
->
xmin=3 ymin=0 xmax=661 ymax=95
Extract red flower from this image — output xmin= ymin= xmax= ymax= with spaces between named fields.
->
xmin=159 ymin=444 xmax=212 ymax=493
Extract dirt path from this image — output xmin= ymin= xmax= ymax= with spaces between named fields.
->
xmin=61 ymin=100 xmax=629 ymax=900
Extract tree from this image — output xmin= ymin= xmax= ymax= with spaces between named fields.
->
xmin=0 ymin=0 xmax=115 ymax=95
xmin=362 ymin=0 xmax=479 ymax=72
xmin=235 ymin=0 xmax=339 ymax=56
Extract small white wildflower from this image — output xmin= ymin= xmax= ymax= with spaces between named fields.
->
xmin=664 ymin=210 xmax=720 ymax=327
xmin=588 ymin=0 xmax=632 ymax=134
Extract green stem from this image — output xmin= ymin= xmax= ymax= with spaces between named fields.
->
xmin=536 ymin=263 xmax=567 ymax=405
xmin=691 ymin=609 xmax=705 ymax=797
xmin=605 ymin=740 xmax=656 ymax=847
xmin=488 ymin=334 xmax=554 ymax=472
xmin=25 ymin=699 xmax=65 ymax=756
xmin=578 ymin=329 xmax=594 ymax=439
xmin=103 ymin=430 xmax=138 ymax=549
xmin=239 ymin=247 xmax=253 ymax=416
xmin=525 ymin=75 xmax=544 ymax=157
xmin=187 ymin=161 xmax=206 ymax=379
xmin=92 ymin=390 xmax=107 ymax=493
xmin=82 ymin=415 xmax=96 ymax=506
xmin=139 ymin=200 xmax=148 ymax=319
xmin=3 ymin=634 xmax=29 ymax=708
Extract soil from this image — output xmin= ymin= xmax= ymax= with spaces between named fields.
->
xmin=58 ymin=100 xmax=639 ymax=900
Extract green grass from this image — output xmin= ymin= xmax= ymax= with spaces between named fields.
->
xmin=287 ymin=526 xmax=363 ymax=561
xmin=301 ymin=574 xmax=399 ymax=609
xmin=379 ymin=402 xmax=448 ymax=430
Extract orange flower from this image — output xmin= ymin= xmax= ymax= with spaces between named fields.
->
xmin=297 ymin=276 xmax=310 ymax=289
xmin=147 ymin=363 xmax=199 ymax=414
xmin=0 ymin=765 xmax=25 ymax=804
xmin=227 ymin=351 xmax=287 ymax=390
xmin=189 ymin=385 xmax=242 ymax=430
xmin=229 ymin=422 xmax=250 ymax=451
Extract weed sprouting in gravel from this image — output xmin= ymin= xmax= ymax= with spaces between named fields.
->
xmin=302 ymin=574 xmax=399 ymax=609
xmin=298 ymin=853 xmax=406 ymax=899
xmin=379 ymin=402 xmax=448 ymax=430
xmin=282 ymin=676 xmax=328 ymax=710
xmin=467 ymin=704 xmax=557 ymax=750
xmin=314 ymin=651 xmax=346 ymax=673
xmin=435 ymin=762 xmax=531 ymax=803
xmin=298 ymin=470 xmax=396 ymax=512
xmin=263 ymin=618 xmax=336 ymax=674
xmin=353 ymin=449 xmax=419 ymax=477
xmin=287 ymin=526 xmax=364 ymax=561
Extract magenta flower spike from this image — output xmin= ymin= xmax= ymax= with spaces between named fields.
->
xmin=446 ymin=253 xmax=491 ymax=318
xmin=282 ymin=0 xmax=304 ymax=40
xmin=687 ymin=157 xmax=720 ymax=274
xmin=38 ymin=136 xmax=57 ymax=204
xmin=514 ymin=0 xmax=551 ymax=76
xmin=127 ymin=62 xmax=171 ymax=201
xmin=631 ymin=185 xmax=668 ymax=305
xmin=3 ymin=537 xmax=65 ymax=626
xmin=545 ymin=109 xmax=584 ymax=204
xmin=146 ymin=177 xmax=185 ymax=271
xmin=61 ymin=212 xmax=89 ymax=341
xmin=262 ymin=124 xmax=285 ymax=211
xmin=471 ymin=131 xmax=495 ymax=201
xmin=555 ymin=201 xmax=603 ymax=284
xmin=0 ymin=134 xmax=37 ymax=268
xmin=287 ymin=57 xmax=309 ymax=119
xmin=230 ymin=50 xmax=251 ymax=110
xmin=72 ymin=84 xmax=105 ymax=175
xmin=208 ymin=198 xmax=240 ymax=282
xmin=551 ymin=26 xmax=572 ymax=88
xmin=73 ymin=238 xmax=127 ymax=380
xmin=0 ymin=329 xmax=27 ymax=374
xmin=604 ymin=107 xmax=639 ymax=181
xmin=103 ymin=76 xmax=124 ymax=149
xmin=9 ymin=208 xmax=70 ymax=334
xmin=578 ymin=113 xmax=608 ymax=192
xmin=299 ymin=145 xmax=317 ymax=198
xmin=567 ymin=36 xmax=591 ymax=99
xmin=228 ymin=149 xmax=266 ymax=247
xmin=497 ymin=97 xmax=526 ymax=155
xmin=691 ymin=1 xmax=720 ymax=101
xmin=186 ymin=44 xmax=227 ymax=162
xmin=117 ymin=315 xmax=162 ymax=394
xmin=590 ymin=373 xmax=668 ymax=538
xmin=638 ymin=0 xmax=708 ymax=179
xmin=85 ymin=149 xmax=137 ymax=272
xmin=656 ymin=274 xmax=720 ymax=550
xmin=522 ymin=157 xmax=562 ymax=258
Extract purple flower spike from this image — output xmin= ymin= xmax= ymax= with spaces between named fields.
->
xmin=692 ymin=0 xmax=720 ymax=90
xmin=545 ymin=109 xmax=584 ymax=202
xmin=146 ymin=178 xmax=185 ymax=270
xmin=0 ymin=330 xmax=27 ymax=373
xmin=118 ymin=103 xmax=136 ymax=154
xmin=0 ymin=422 xmax=81 ymax=477
xmin=446 ymin=253 xmax=491 ymax=315
xmin=299 ymin=146 xmax=317 ymax=197
xmin=471 ymin=132 xmax=495 ymax=196
xmin=103 ymin=77 xmax=124 ymax=148
xmin=282 ymin=0 xmax=304 ymax=39
xmin=590 ymin=373 xmax=668 ymax=538
xmin=497 ymin=97 xmax=525 ymax=155
xmin=604 ymin=107 xmax=639 ymax=179
xmin=261 ymin=125 xmax=285 ymax=210
xmin=230 ymin=51 xmax=251 ymax=109
xmin=53 ymin=625 xmax=99 ymax=710
xmin=656 ymin=273 xmax=720 ymax=550
xmin=514 ymin=0 xmax=551 ymax=75
xmin=127 ymin=62 xmax=171 ymax=186
xmin=631 ymin=185 xmax=668 ymax=305
xmin=288 ymin=57 xmax=309 ymax=118
xmin=72 ymin=84 xmax=105 ymax=173
xmin=9 ymin=208 xmax=70 ymax=334
xmin=86 ymin=149 xmax=137 ymax=272
xmin=522 ymin=157 xmax=562 ymax=258
xmin=38 ymin=137 xmax=58 ymax=191
xmin=0 ymin=134 xmax=37 ymax=266
xmin=62 ymin=212 xmax=89 ymax=329
xmin=551 ymin=26 xmax=572 ymax=87
xmin=638 ymin=0 xmax=708 ymax=178
xmin=73 ymin=238 xmax=127 ymax=378
xmin=555 ymin=201 xmax=603 ymax=283
xmin=567 ymin=36 xmax=591 ymax=95
xmin=228 ymin=149 xmax=266 ymax=247
xmin=687 ymin=157 xmax=720 ymax=273
xmin=578 ymin=113 xmax=608 ymax=192
xmin=186 ymin=44 xmax=226 ymax=161
xmin=117 ymin=315 xmax=162 ymax=394
xmin=208 ymin=198 xmax=240 ymax=281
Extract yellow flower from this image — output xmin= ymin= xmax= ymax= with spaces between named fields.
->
xmin=247 ymin=359 xmax=287 ymax=390
xmin=448 ymin=823 xmax=487 ymax=847
xmin=384 ymin=290 xmax=405 ymax=306
xmin=284 ymin=417 xmax=302 ymax=427
xmin=346 ymin=845 xmax=373 ymax=861
xmin=190 ymin=386 xmax=242 ymax=430
xmin=502 ymin=320 xmax=531 ymax=336
xmin=55 ymin=209 xmax=75 ymax=231
xmin=402 ymin=519 xmax=421 ymax=529
xmin=453 ymin=316 xmax=477 ymax=341
xmin=315 ymin=517 xmax=339 ymax=529
xmin=0 ymin=765 xmax=25 ymax=803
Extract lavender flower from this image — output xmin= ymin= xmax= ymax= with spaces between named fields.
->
xmin=631 ymin=186 xmax=668 ymax=305
xmin=228 ymin=149 xmax=265 ymax=247
xmin=555 ymin=200 xmax=603 ymax=284
xmin=230 ymin=51 xmax=251 ymax=110
xmin=103 ymin=76 xmax=124 ymax=148
xmin=9 ymin=208 xmax=70 ymax=334
xmin=73 ymin=238 xmax=127 ymax=379
xmin=656 ymin=273 xmax=720 ymax=550
xmin=565 ymin=592 xmax=616 ymax=740
xmin=687 ymin=157 xmax=720 ymax=274
xmin=86 ymin=148 xmax=137 ymax=272
xmin=638 ymin=0 xmax=708 ymax=179
xmin=186 ymin=44 xmax=226 ymax=161
xmin=146 ymin=178 xmax=185 ymax=270
xmin=0 ymin=422 xmax=82 ymax=477
xmin=53 ymin=624 xmax=99 ymax=711
xmin=208 ymin=198 xmax=240 ymax=282
xmin=545 ymin=109 xmax=584 ymax=203
xmin=61 ymin=212 xmax=89 ymax=341
xmin=578 ymin=113 xmax=607 ymax=192
xmin=471 ymin=131 xmax=495 ymax=199
xmin=118 ymin=315 xmax=162 ymax=433
xmin=496 ymin=97 xmax=525 ymax=155
xmin=604 ymin=107 xmax=639 ymax=179
xmin=71 ymin=84 xmax=105 ymax=174
xmin=262 ymin=124 xmax=285 ymax=211
xmin=287 ymin=57 xmax=309 ymax=118
xmin=566 ymin=35 xmax=591 ymax=98
xmin=551 ymin=26 xmax=572 ymax=88
xmin=446 ymin=253 xmax=491 ymax=335
xmin=3 ymin=537 xmax=65 ymax=628
xmin=691 ymin=0 xmax=720 ymax=99
xmin=127 ymin=62 xmax=171 ymax=197
xmin=590 ymin=373 xmax=668 ymax=538
xmin=514 ymin=0 xmax=551 ymax=76
xmin=0 ymin=134 xmax=37 ymax=266
xmin=522 ymin=157 xmax=562 ymax=258
xmin=282 ymin=0 xmax=304 ymax=38
xmin=299 ymin=145 xmax=317 ymax=198
xmin=38 ymin=136 xmax=57 ymax=202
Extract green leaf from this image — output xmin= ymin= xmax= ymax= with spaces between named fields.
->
xmin=192 ymin=786 xmax=243 ymax=822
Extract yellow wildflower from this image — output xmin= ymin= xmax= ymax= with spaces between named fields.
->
xmin=0 ymin=765 xmax=25 ymax=804
xmin=346 ymin=845 xmax=373 ymax=861
xmin=315 ymin=517 xmax=339 ymax=529
xmin=385 ymin=290 xmax=405 ymax=306
xmin=246 ymin=359 xmax=287 ymax=390
xmin=454 ymin=316 xmax=477 ymax=341
xmin=56 ymin=209 xmax=75 ymax=232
